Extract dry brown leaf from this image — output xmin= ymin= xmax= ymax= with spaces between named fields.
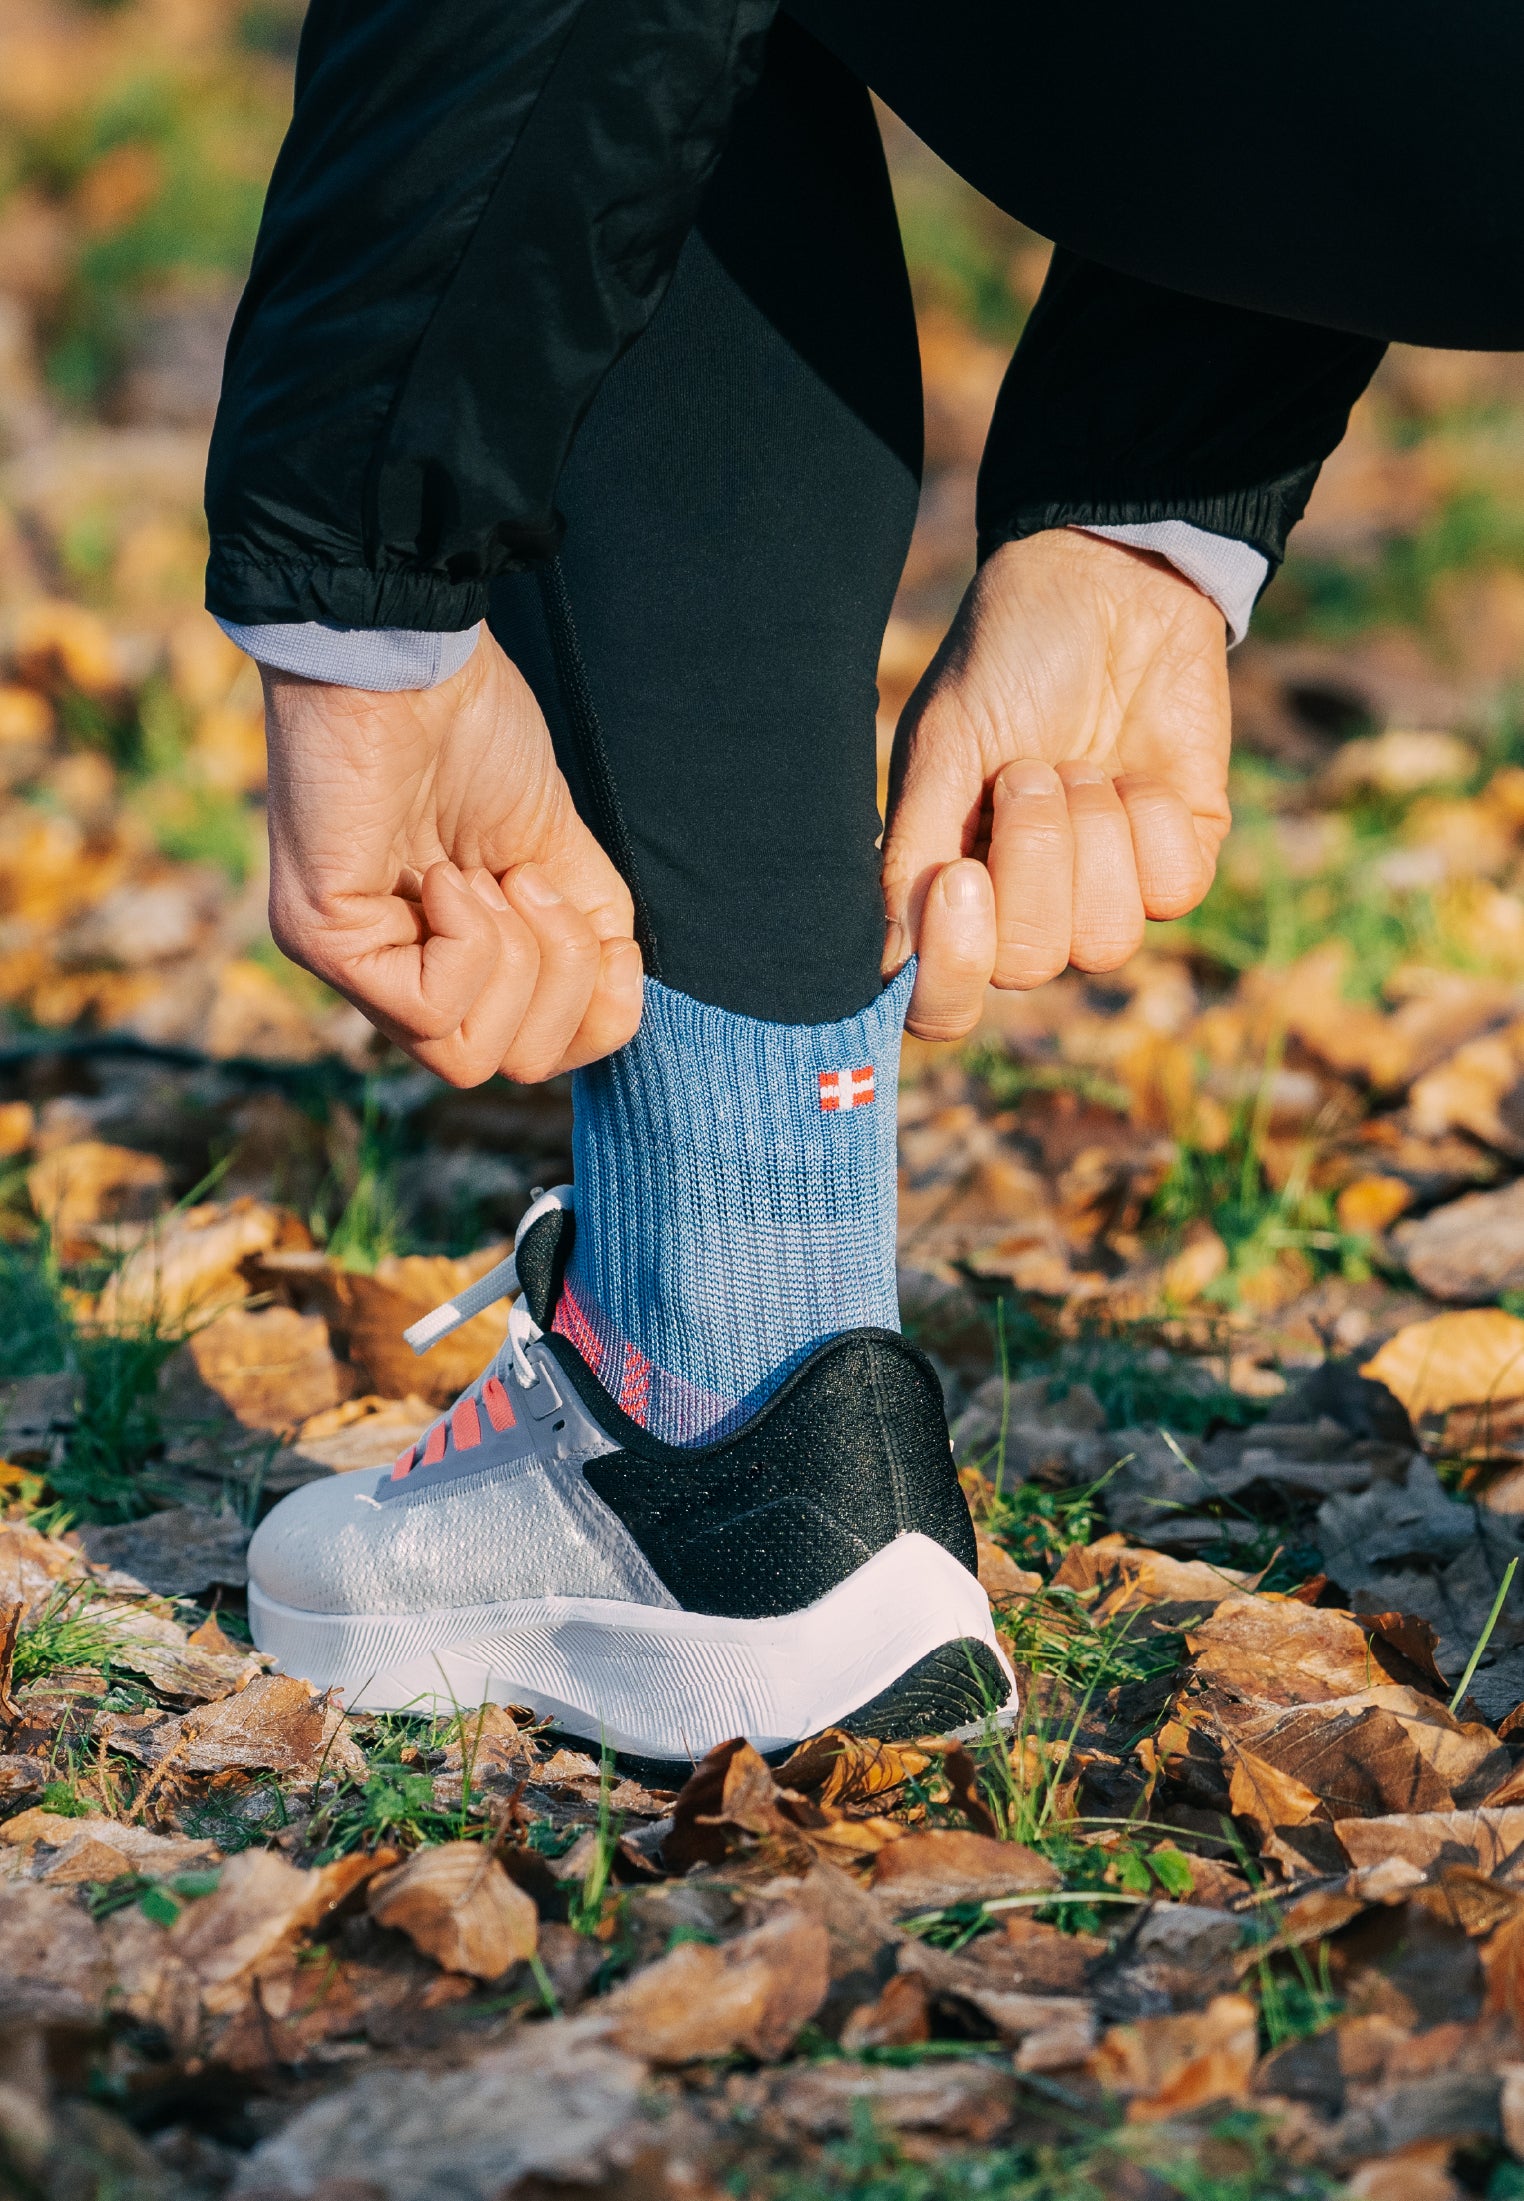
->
xmin=1395 ymin=1180 xmax=1524 ymax=1304
xmin=1335 ymin=1807 xmax=1524 ymax=1881
xmin=108 ymin=1671 xmax=364 ymax=1778
xmin=1089 ymin=1992 xmax=1258 ymax=2121
xmin=91 ymin=1199 xmax=288 ymax=1330
xmin=279 ymin=1393 xmax=438 ymax=1475
xmin=1421 ymin=1866 xmax=1524 ymax=1938
xmin=1363 ymin=1310 xmax=1524 ymax=1423
xmin=0 ymin=1882 xmax=113 ymax=2027
xmin=869 ymin=1828 xmax=1059 ymax=1913
xmin=26 ymin=1139 xmax=167 ymax=1251
xmin=661 ymin=1737 xmax=825 ymax=1872
xmin=168 ymin=1847 xmax=384 ymax=2013
xmin=1053 ymin=1534 xmax=1254 ymax=1615
xmin=1337 ymin=1176 xmax=1417 ymax=1235
xmin=185 ymin=1611 xmax=242 ymax=1655
xmin=1188 ymin=1594 xmax=1427 ymax=1706
xmin=896 ymin=1938 xmax=1096 ymax=2068
xmin=336 ymin=1247 xmax=512 ymax=1406
xmin=774 ymin=1729 xmax=933 ymax=1815
xmin=22 ymin=1818 xmax=215 ymax=1885
xmin=1409 ymin=1024 xmax=1524 ymax=1158
xmin=76 ymin=1507 xmax=251 ymax=1601
xmin=839 ymin=1972 xmax=931 ymax=2052
xmin=1223 ymin=1689 xmax=1509 ymax=1829
xmin=1484 ymin=1907 xmax=1524 ymax=2031
xmin=1227 ymin=1746 xmax=1326 ymax=1840
xmin=0 ymin=1521 xmax=83 ymax=1618
xmin=169 ymin=1302 xmax=349 ymax=1431
xmin=602 ymin=1907 xmax=829 ymax=2063
xmin=434 ymin=1704 xmax=536 ymax=1802
xmin=368 ymin=1842 xmax=537 ymax=1980
xmin=974 ymin=1532 xmax=1044 ymax=1605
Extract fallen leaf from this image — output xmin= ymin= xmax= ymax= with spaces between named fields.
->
xmin=1053 ymin=1534 xmax=1255 ymax=1615
xmin=1188 ymin=1593 xmax=1423 ymax=1705
xmin=91 ymin=1199 xmax=288 ymax=1330
xmin=0 ymin=1882 xmax=112 ymax=2026
xmin=276 ymin=1392 xmax=437 ymax=1476
xmin=974 ymin=1532 xmax=1044 ymax=1605
xmin=161 ymin=1303 xmax=349 ymax=1432
xmin=753 ymin=2056 xmax=1016 ymax=2141
xmin=869 ymin=1828 xmax=1058 ymax=1913
xmin=1337 ymin=1176 xmax=1416 ymax=1235
xmin=602 ymin=1908 xmax=829 ymax=2062
xmin=0 ymin=1521 xmax=84 ymax=1617
xmin=76 ymin=1506 xmax=250 ymax=1598
xmin=168 ymin=1847 xmax=382 ymax=2013
xmin=661 ymin=1738 xmax=820 ymax=1872
xmin=1228 ymin=1746 xmax=1326 ymax=1840
xmin=368 ymin=1842 xmax=537 ymax=1980
xmin=1395 ymin=1180 xmax=1524 ymax=1303
xmin=106 ymin=1671 xmax=364 ymax=1778
xmin=897 ymin=1938 xmax=1095 ymax=2068
xmin=1335 ymin=1807 xmax=1524 ymax=1880
xmin=433 ymin=1704 xmax=537 ymax=1803
xmin=223 ymin=2014 xmax=649 ymax=2194
xmin=20 ymin=1817 xmax=215 ymax=1885
xmin=1363 ymin=1310 xmax=1524 ymax=1424
xmin=26 ymin=1140 xmax=167 ymax=1254
xmin=839 ymin=1970 xmax=930 ymax=2051
xmin=336 ymin=1248 xmax=512 ymax=1407
xmin=1089 ymin=1992 xmax=1258 ymax=2120
xmin=774 ymin=1729 xmax=933 ymax=1814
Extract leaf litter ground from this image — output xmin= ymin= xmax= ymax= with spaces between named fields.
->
xmin=19 ymin=7 xmax=1524 ymax=2190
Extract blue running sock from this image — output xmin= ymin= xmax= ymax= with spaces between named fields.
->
xmin=552 ymin=962 xmax=914 ymax=1444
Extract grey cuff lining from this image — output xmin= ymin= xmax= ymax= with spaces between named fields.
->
xmin=215 ymin=617 xmax=483 ymax=691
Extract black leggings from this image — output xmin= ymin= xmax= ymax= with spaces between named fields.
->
xmin=490 ymin=2 xmax=1524 ymax=1027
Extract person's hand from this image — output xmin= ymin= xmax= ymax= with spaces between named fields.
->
xmin=262 ymin=631 xmax=642 ymax=1085
xmin=881 ymin=529 xmax=1232 ymax=1040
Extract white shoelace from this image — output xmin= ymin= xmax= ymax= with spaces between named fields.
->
xmin=402 ymin=1185 xmax=573 ymax=1392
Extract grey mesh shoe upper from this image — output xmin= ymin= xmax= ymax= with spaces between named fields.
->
xmin=246 ymin=1337 xmax=678 ymax=1618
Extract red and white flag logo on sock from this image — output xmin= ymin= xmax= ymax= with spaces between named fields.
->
xmin=818 ymin=1065 xmax=875 ymax=1112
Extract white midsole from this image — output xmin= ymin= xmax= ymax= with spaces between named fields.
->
xmin=247 ymin=1532 xmax=1015 ymax=1761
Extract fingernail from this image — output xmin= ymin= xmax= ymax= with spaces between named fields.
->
xmin=998 ymin=762 xmax=1059 ymax=798
xmin=883 ymin=919 xmax=911 ymax=971
xmin=512 ymin=864 xmax=562 ymax=908
xmin=1059 ymin=762 xmax=1108 ymax=787
xmin=468 ymin=869 xmax=508 ymax=910
xmin=942 ymin=863 xmax=985 ymax=910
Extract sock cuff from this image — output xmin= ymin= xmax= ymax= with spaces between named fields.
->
xmin=578 ymin=959 xmax=914 ymax=1176
xmin=562 ymin=962 xmax=913 ymax=1441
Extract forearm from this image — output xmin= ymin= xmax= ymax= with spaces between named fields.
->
xmin=206 ymin=0 xmax=777 ymax=632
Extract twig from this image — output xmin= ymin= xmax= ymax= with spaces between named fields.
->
xmin=1449 ymin=1556 xmax=1519 ymax=1714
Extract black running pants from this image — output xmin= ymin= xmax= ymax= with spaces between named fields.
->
xmin=489 ymin=3 xmax=1524 ymax=1026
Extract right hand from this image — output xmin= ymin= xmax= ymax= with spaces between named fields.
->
xmin=261 ymin=631 xmax=643 ymax=1086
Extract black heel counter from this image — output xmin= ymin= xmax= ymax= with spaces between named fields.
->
xmin=562 ymin=1329 xmax=976 ymax=1618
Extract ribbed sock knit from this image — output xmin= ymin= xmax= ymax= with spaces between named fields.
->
xmin=552 ymin=963 xmax=913 ymax=1444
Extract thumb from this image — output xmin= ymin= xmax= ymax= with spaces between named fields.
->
xmin=881 ymin=731 xmax=984 ymax=979
xmin=904 ymin=858 xmax=996 ymax=1042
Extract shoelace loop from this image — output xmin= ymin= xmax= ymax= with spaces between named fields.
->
xmin=402 ymin=1250 xmax=544 ymax=1388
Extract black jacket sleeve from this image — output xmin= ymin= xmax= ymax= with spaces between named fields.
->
xmin=204 ymin=0 xmax=777 ymax=630
xmin=977 ymin=249 xmax=1386 ymax=575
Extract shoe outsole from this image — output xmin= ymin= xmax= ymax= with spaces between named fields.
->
xmin=248 ymin=1532 xmax=1016 ymax=1763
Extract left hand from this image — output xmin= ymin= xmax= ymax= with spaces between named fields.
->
xmin=881 ymin=528 xmax=1233 ymax=1040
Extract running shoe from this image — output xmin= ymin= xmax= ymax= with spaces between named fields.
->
xmin=246 ymin=1188 xmax=1015 ymax=1763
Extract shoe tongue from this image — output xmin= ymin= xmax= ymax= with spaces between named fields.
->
xmin=515 ymin=1203 xmax=573 ymax=1328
